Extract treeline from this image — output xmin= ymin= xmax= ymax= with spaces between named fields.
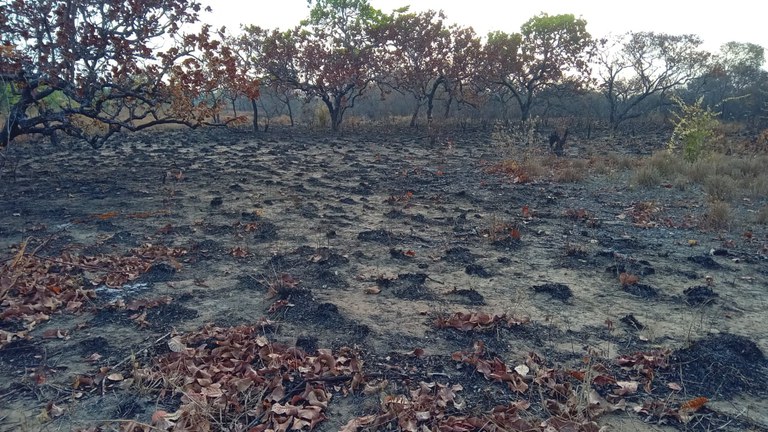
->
xmin=235 ymin=1 xmax=766 ymax=133
xmin=1 ymin=0 xmax=766 ymax=148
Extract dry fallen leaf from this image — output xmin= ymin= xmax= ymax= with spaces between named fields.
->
xmin=614 ymin=380 xmax=639 ymax=396
xmin=85 ymin=353 xmax=102 ymax=363
xmin=47 ymin=403 xmax=65 ymax=418
xmin=619 ymin=272 xmax=639 ymax=286
xmin=514 ymin=364 xmax=530 ymax=376
xmin=364 ymin=287 xmax=381 ymax=295
xmin=229 ymin=246 xmax=250 ymax=257
xmin=168 ymin=336 xmax=186 ymax=353
xmin=107 ymin=373 xmax=124 ymax=382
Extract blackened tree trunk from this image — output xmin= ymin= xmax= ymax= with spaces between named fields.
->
xmin=250 ymin=98 xmax=259 ymax=132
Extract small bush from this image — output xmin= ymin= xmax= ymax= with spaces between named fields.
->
xmin=668 ymin=96 xmax=721 ymax=162
xmin=701 ymin=201 xmax=732 ymax=230
xmin=756 ymin=206 xmax=768 ymax=225
xmin=703 ymin=175 xmax=738 ymax=202
xmin=632 ymin=165 xmax=662 ymax=188
xmin=555 ymin=159 xmax=588 ymax=183
xmin=647 ymin=151 xmax=684 ymax=176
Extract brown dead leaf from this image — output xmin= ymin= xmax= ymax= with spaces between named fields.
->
xmin=614 ymin=380 xmax=639 ymax=396
xmin=619 ymin=272 xmax=639 ymax=287
xmin=95 ymin=211 xmax=119 ymax=221
xmin=230 ymin=246 xmax=250 ymax=257
xmin=668 ymin=382 xmax=683 ymax=391
xmin=85 ymin=353 xmax=102 ymax=363
xmin=41 ymin=329 xmax=68 ymax=339
xmin=46 ymin=402 xmax=65 ymax=418
xmin=130 ymin=311 xmax=149 ymax=328
xmin=364 ymin=287 xmax=381 ymax=295
xmin=107 ymin=373 xmax=124 ymax=382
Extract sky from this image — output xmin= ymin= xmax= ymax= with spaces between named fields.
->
xmin=200 ymin=0 xmax=768 ymax=58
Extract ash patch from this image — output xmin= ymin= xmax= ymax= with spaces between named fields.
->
xmin=531 ymin=283 xmax=573 ymax=302
xmin=145 ymin=303 xmax=199 ymax=331
xmin=136 ymin=262 xmax=176 ymax=284
xmin=687 ymin=255 xmax=723 ymax=270
xmin=465 ymin=264 xmax=492 ymax=278
xmin=248 ymin=221 xmax=279 ymax=241
xmin=683 ymin=285 xmax=718 ymax=305
xmin=442 ymin=247 xmax=475 ymax=264
xmin=622 ymin=283 xmax=658 ymax=298
xmin=358 ymin=229 xmax=397 ymax=244
xmin=446 ymin=288 xmax=485 ymax=305
xmin=0 ymin=340 xmax=44 ymax=370
xmin=670 ymin=333 xmax=768 ymax=399
xmin=379 ymin=273 xmax=434 ymax=301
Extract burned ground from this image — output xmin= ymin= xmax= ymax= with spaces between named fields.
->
xmin=1 ymin=126 xmax=767 ymax=431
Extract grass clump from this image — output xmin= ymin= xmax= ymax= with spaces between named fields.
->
xmin=755 ymin=206 xmax=768 ymax=225
xmin=554 ymin=159 xmax=588 ymax=183
xmin=701 ymin=201 xmax=732 ymax=231
xmin=632 ymin=165 xmax=662 ymax=188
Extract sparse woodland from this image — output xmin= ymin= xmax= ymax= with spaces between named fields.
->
xmin=1 ymin=1 xmax=768 ymax=432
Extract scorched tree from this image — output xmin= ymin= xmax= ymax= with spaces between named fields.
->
xmin=0 ymin=0 xmax=224 ymax=148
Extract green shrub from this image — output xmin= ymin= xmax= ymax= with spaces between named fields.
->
xmin=668 ymin=96 xmax=721 ymax=162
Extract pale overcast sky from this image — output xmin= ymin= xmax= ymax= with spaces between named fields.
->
xmin=200 ymin=1 xmax=768 ymax=59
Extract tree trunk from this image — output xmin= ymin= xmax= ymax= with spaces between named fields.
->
xmin=250 ymin=98 xmax=259 ymax=132
xmin=232 ymin=99 xmax=238 ymax=118
xmin=410 ymin=103 xmax=420 ymax=127
xmin=520 ymin=99 xmax=531 ymax=122
xmin=0 ymin=103 xmax=26 ymax=148
xmin=286 ymin=100 xmax=294 ymax=127
xmin=331 ymin=106 xmax=344 ymax=132
xmin=426 ymin=96 xmax=435 ymax=125
xmin=323 ymin=98 xmax=341 ymax=132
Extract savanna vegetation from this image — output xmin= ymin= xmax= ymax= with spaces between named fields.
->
xmin=1 ymin=1 xmax=768 ymax=432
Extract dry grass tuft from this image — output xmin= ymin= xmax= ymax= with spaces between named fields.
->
xmin=647 ymin=151 xmax=684 ymax=176
xmin=703 ymin=176 xmax=738 ymax=202
xmin=554 ymin=159 xmax=588 ymax=183
xmin=632 ymin=165 xmax=662 ymax=188
xmin=755 ymin=206 xmax=768 ymax=225
xmin=701 ymin=201 xmax=732 ymax=231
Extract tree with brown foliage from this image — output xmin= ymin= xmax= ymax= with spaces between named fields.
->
xmin=261 ymin=0 xmax=385 ymax=132
xmin=0 ymin=0 xmax=232 ymax=148
xmin=378 ymin=9 xmax=451 ymax=127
